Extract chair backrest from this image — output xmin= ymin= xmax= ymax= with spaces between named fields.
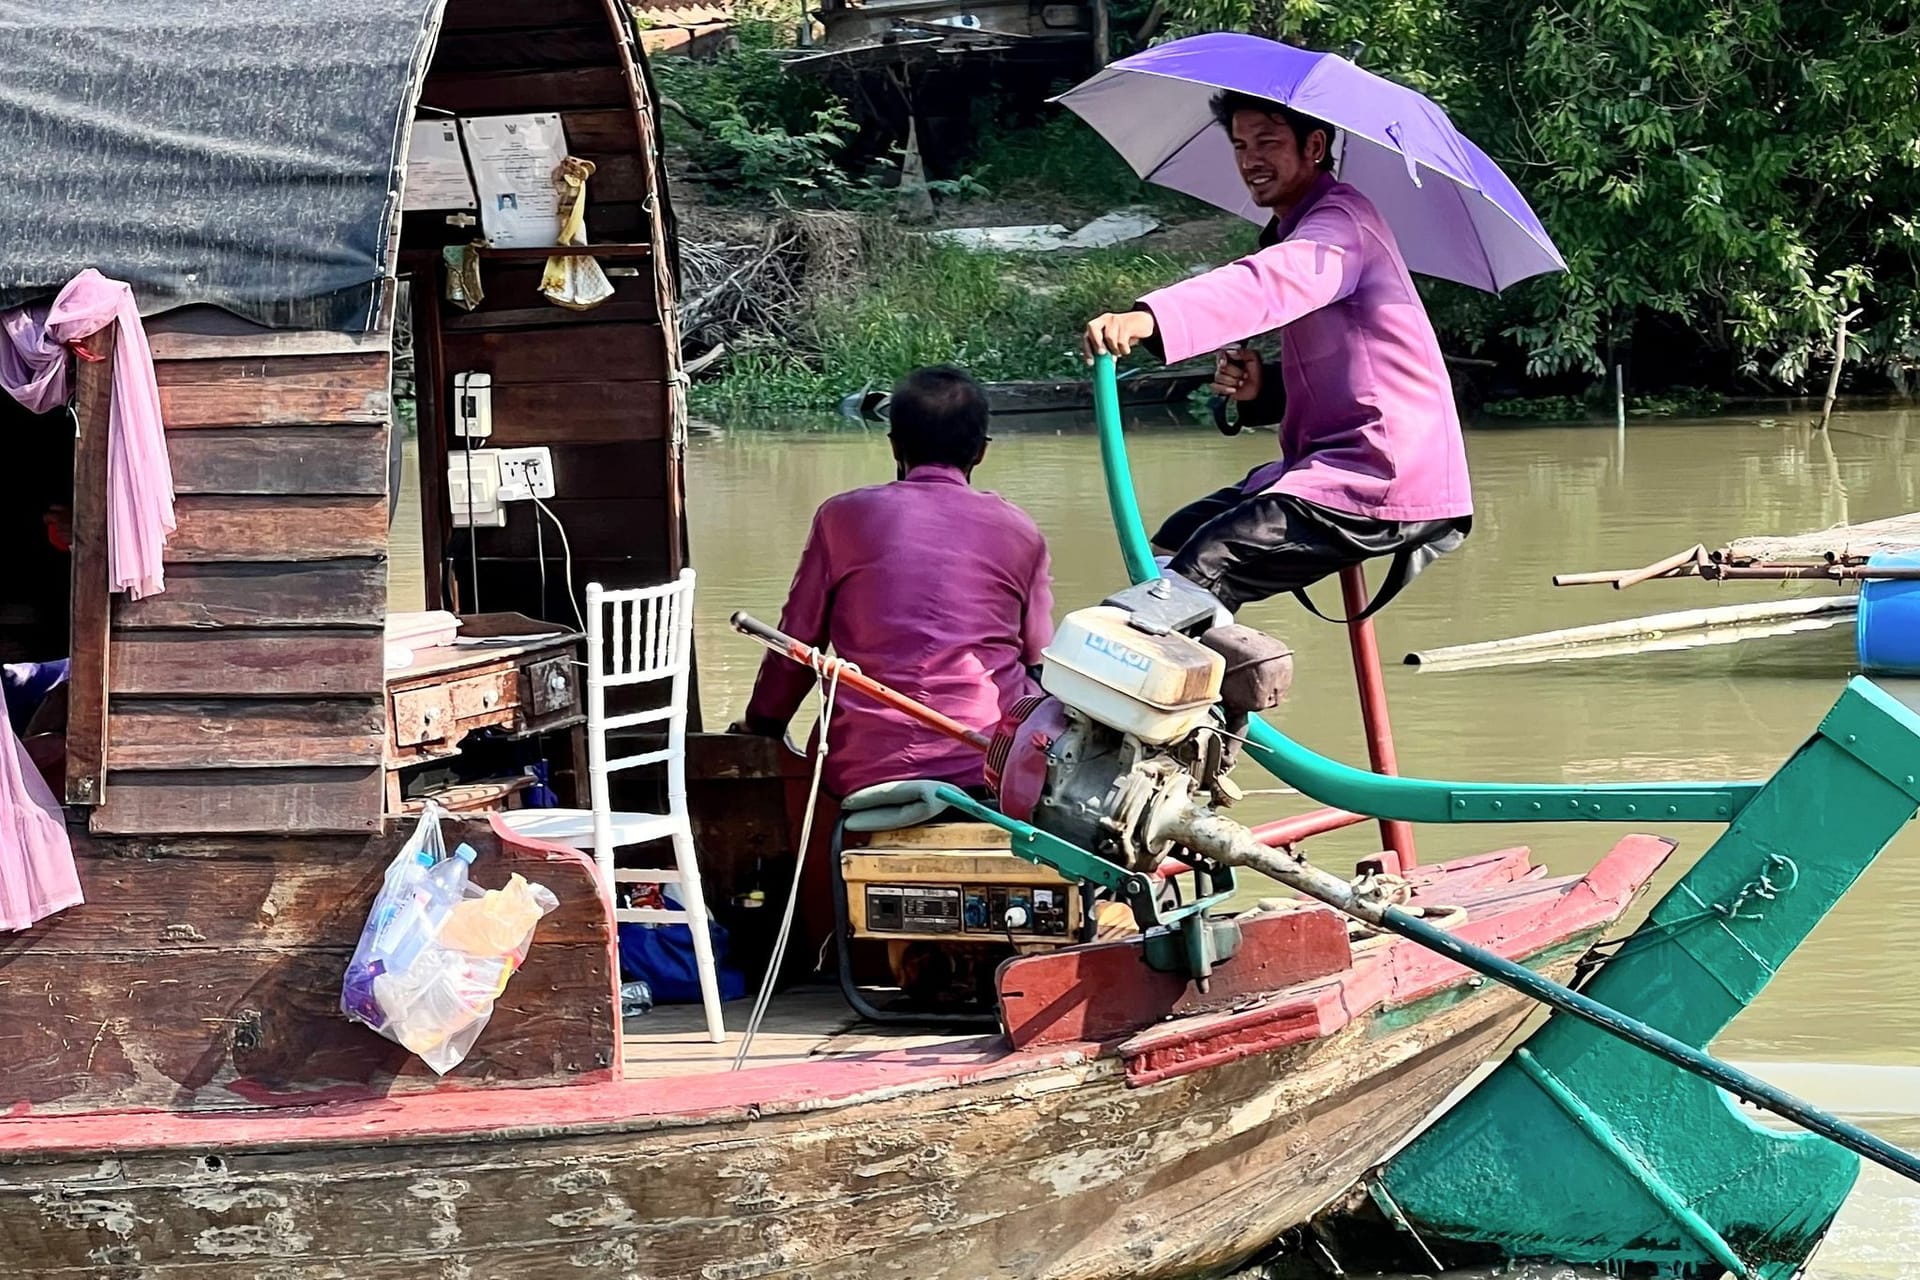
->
xmin=583 ymin=569 xmax=696 ymax=809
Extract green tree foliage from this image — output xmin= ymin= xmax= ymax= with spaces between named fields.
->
xmin=1160 ymin=0 xmax=1920 ymax=387
xmin=652 ymin=12 xmax=860 ymax=196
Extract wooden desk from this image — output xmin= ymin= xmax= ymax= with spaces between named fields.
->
xmin=384 ymin=613 xmax=586 ymax=814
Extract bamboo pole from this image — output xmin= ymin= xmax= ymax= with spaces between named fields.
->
xmin=1818 ymin=309 xmax=1861 ymax=433
xmin=1403 ymin=596 xmax=1858 ymax=672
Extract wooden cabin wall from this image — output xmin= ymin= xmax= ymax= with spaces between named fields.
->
xmin=411 ymin=0 xmax=686 ymax=633
xmin=79 ymin=325 xmax=394 ymax=835
xmin=0 ymin=819 xmax=616 ymax=1115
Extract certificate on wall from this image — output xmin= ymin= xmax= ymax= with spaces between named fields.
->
xmin=402 ymin=120 xmax=477 ymax=211
xmin=459 ymin=113 xmax=572 ymax=248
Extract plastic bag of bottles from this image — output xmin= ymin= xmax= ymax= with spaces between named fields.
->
xmin=341 ymin=804 xmax=558 ymax=1074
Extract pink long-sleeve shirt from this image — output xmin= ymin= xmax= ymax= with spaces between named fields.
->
xmin=745 ymin=463 xmax=1054 ymax=797
xmin=1140 ymin=173 xmax=1471 ymax=522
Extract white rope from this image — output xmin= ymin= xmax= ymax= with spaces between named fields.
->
xmin=732 ymin=651 xmax=853 ymax=1070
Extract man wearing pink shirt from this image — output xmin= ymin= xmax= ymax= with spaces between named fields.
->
xmin=735 ymin=366 xmax=1055 ymax=798
xmin=1085 ymin=92 xmax=1471 ymax=618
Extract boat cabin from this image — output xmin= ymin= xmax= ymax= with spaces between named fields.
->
xmin=0 ymin=0 xmax=688 ymax=1111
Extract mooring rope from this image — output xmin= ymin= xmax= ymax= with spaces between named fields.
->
xmin=732 ymin=650 xmax=853 ymax=1071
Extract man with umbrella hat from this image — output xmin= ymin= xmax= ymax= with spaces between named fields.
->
xmin=1084 ymin=88 xmax=1471 ymax=620
xmin=1069 ymin=34 xmax=1563 ymax=619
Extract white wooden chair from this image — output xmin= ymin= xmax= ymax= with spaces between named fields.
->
xmin=501 ymin=570 xmax=725 ymax=1043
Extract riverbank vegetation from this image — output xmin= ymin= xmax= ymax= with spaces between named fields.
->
xmin=657 ymin=0 xmax=1920 ymax=412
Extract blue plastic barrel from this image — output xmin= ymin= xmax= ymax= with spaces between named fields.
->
xmin=1856 ymin=551 xmax=1920 ymax=673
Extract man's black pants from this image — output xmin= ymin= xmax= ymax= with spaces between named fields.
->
xmin=1155 ymin=478 xmax=1470 ymax=617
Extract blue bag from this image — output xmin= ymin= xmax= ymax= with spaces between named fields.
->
xmin=617 ymin=885 xmax=746 ymax=1003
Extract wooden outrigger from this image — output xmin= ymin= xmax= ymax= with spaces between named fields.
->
xmin=0 ymin=6 xmax=1914 ymax=1278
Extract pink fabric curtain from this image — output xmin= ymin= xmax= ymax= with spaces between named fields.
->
xmin=2 ymin=268 xmax=176 ymax=599
xmin=0 ymin=715 xmax=81 ymax=932
xmin=0 ymin=267 xmax=180 ymax=931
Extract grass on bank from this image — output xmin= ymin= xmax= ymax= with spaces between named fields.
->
xmin=692 ymin=229 xmax=1251 ymax=415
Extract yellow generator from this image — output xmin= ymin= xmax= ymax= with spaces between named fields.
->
xmin=833 ymin=820 xmax=1088 ymax=1023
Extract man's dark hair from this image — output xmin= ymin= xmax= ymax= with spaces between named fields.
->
xmin=888 ymin=365 xmax=990 ymax=469
xmin=1210 ymin=90 xmax=1336 ymax=172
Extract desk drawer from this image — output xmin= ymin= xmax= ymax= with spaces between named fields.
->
xmin=528 ymin=655 xmax=577 ymax=718
xmin=393 ymin=687 xmax=454 ymax=748
xmin=449 ymin=669 xmax=519 ymax=722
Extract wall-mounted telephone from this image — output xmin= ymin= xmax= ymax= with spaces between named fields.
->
xmin=452 ymin=370 xmax=492 ymax=439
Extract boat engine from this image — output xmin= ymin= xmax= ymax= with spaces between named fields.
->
xmin=988 ymin=575 xmax=1293 ymax=873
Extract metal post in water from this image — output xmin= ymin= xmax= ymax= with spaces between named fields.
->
xmin=1615 ymin=363 xmax=1627 ymax=473
xmin=1339 ymin=564 xmax=1416 ymax=872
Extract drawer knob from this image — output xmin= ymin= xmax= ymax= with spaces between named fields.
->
xmin=549 ymin=673 xmax=569 ymax=695
xmin=482 ymin=690 xmax=497 ymax=708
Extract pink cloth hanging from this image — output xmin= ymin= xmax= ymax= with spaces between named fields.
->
xmin=0 ymin=266 xmax=179 ymax=932
xmin=0 ymin=711 xmax=81 ymax=932
xmin=1 ymin=268 xmax=176 ymax=599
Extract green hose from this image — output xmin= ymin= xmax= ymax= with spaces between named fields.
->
xmin=1087 ymin=353 xmax=1761 ymax=824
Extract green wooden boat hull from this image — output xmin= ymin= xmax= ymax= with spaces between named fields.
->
xmin=1375 ymin=676 xmax=1920 ymax=1277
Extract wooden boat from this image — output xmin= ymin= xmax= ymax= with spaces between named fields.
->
xmin=0 ymin=4 xmax=1805 ymax=1277
xmin=3 ymin=821 xmax=1671 ymax=1277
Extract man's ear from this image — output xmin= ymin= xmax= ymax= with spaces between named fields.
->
xmin=1306 ymin=127 xmax=1330 ymax=168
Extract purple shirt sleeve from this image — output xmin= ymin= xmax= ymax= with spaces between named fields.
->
xmin=1021 ymin=540 xmax=1055 ymax=666
xmin=745 ymin=508 xmax=834 ymax=732
xmin=1140 ymin=204 xmax=1364 ymax=364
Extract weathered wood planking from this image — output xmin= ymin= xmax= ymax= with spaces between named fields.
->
xmin=433 ymin=25 xmax=623 ymax=73
xmin=537 ymin=443 xmax=672 ymax=499
xmin=453 ymin=555 xmax=672 ymax=629
xmin=475 ymin=383 xmax=668 ymax=445
xmin=441 ymin=266 xmax=660 ymax=331
xmin=107 ymin=699 xmax=386 ymax=770
xmin=0 ymin=979 xmax=1544 ymax=1277
xmin=437 ymin=322 xmax=669 ymax=384
xmin=166 ymin=426 xmax=390 ymax=495
xmin=420 ymin=66 xmax=631 ymax=112
xmin=560 ymin=106 xmax=642 ymax=152
xmin=0 ymin=820 xmax=616 ymax=1113
xmin=64 ymin=327 xmax=117 ymax=807
xmin=166 ymin=494 xmax=387 ymax=562
xmin=685 ymin=732 xmax=808 ymax=909
xmin=114 ymin=560 xmax=388 ymax=630
xmin=90 ymin=767 xmax=387 ymax=835
xmin=472 ymin=498 xmax=670 ymax=561
xmin=110 ymin=630 xmax=383 ymax=697
xmin=145 ymin=325 xmax=391 ymax=363
xmin=155 ymin=351 xmax=391 ymax=427
xmin=440 ymin=0 xmax=609 ymax=31
xmin=575 ymin=199 xmax=650 ymax=242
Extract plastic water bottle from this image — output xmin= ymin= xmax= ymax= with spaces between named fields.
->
xmin=620 ymin=981 xmax=654 ymax=1018
xmin=367 ymin=840 xmax=438 ymax=960
xmin=383 ymin=844 xmax=478 ymax=972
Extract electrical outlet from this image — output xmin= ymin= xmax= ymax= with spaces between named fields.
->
xmin=448 ymin=450 xmax=506 ymax=527
xmin=496 ymin=447 xmax=556 ymax=502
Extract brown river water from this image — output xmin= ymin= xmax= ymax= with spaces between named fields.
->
xmin=393 ymin=401 xmax=1920 ymax=1276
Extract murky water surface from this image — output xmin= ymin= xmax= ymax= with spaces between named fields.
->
xmin=393 ymin=402 xmax=1920 ymax=1275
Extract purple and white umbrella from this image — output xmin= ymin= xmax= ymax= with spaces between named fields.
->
xmin=1054 ymin=32 xmax=1564 ymax=293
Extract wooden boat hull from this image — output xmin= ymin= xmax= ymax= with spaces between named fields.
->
xmin=3 ymin=966 xmax=1553 ymax=1279
xmin=0 ymin=838 xmax=1669 ymax=1279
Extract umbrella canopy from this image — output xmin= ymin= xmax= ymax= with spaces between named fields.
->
xmin=1054 ymin=32 xmax=1564 ymax=293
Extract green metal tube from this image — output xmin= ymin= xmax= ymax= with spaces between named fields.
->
xmin=1087 ymin=353 xmax=1763 ymax=824
xmin=1166 ymin=802 xmax=1920 ymax=1191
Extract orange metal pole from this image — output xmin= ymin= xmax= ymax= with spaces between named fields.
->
xmin=1339 ymin=565 xmax=1416 ymax=872
xmin=730 ymin=612 xmax=992 ymax=751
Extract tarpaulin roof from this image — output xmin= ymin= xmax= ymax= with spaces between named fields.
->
xmin=0 ymin=0 xmax=443 ymax=331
